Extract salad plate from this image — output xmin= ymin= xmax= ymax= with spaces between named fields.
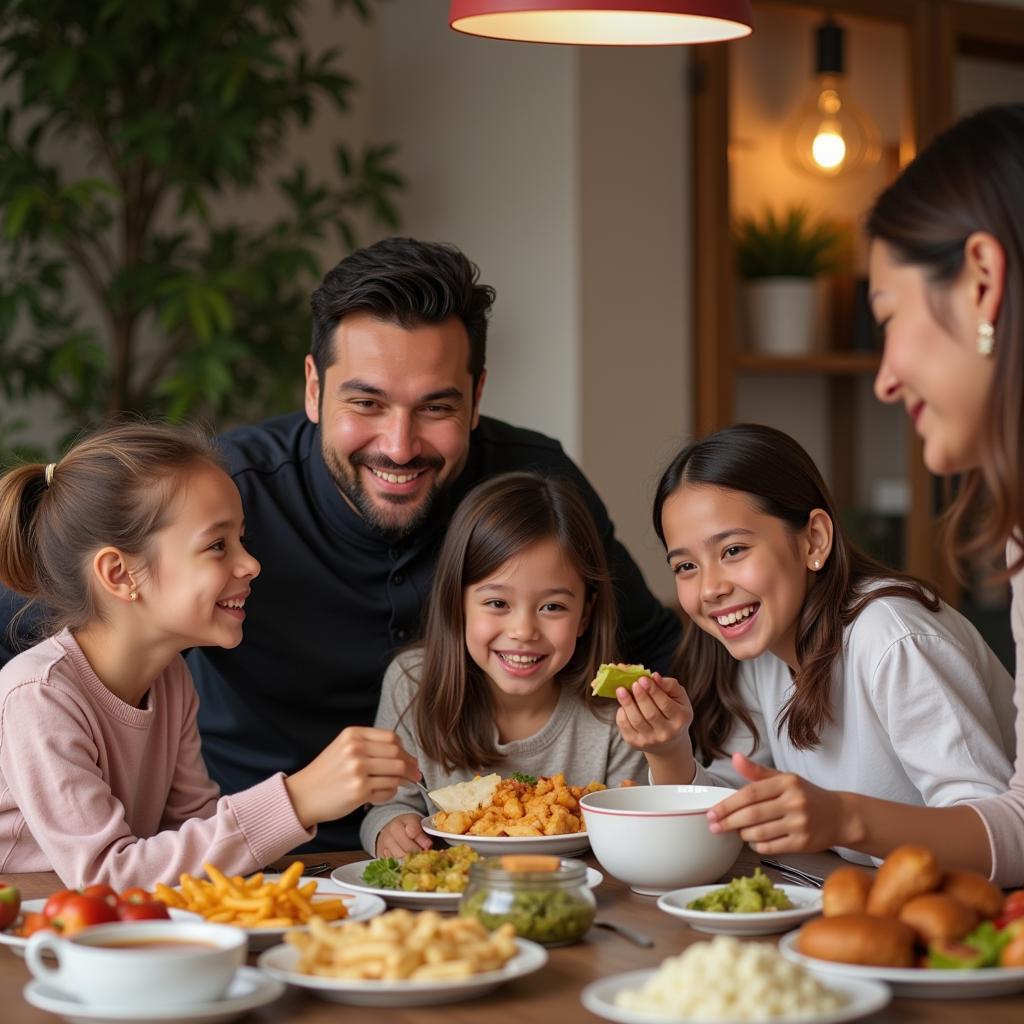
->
xmin=258 ymin=936 xmax=547 ymax=1006
xmin=420 ymin=817 xmax=590 ymax=856
xmin=778 ymin=929 xmax=1024 ymax=998
xmin=657 ymin=884 xmax=822 ymax=935
xmin=331 ymin=860 xmax=602 ymax=910
xmin=581 ymin=967 xmax=889 ymax=1024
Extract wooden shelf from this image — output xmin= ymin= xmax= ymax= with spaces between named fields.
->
xmin=734 ymin=351 xmax=882 ymax=375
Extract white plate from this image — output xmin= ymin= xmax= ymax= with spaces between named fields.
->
xmin=234 ymin=875 xmax=385 ymax=951
xmin=421 ymin=816 xmax=590 ymax=856
xmin=331 ymin=860 xmax=603 ymax=910
xmin=581 ymin=967 xmax=889 ymax=1024
xmin=657 ymin=884 xmax=822 ymax=935
xmin=22 ymin=965 xmax=283 ymax=1024
xmin=0 ymin=900 xmax=201 ymax=959
xmin=257 ymin=935 xmax=547 ymax=1006
xmin=778 ymin=929 xmax=1024 ymax=998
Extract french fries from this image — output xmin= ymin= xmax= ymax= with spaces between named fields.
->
xmin=287 ymin=909 xmax=517 ymax=981
xmin=154 ymin=861 xmax=348 ymax=929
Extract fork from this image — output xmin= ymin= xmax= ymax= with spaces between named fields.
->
xmin=412 ymin=780 xmax=440 ymax=813
xmin=759 ymin=858 xmax=825 ymax=888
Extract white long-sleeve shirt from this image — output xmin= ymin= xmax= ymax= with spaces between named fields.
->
xmin=692 ymin=591 xmax=1015 ymax=864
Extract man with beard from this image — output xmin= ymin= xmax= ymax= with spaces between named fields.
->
xmin=0 ymin=238 xmax=682 ymax=851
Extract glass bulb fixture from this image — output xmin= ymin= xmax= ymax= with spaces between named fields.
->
xmin=784 ymin=18 xmax=879 ymax=178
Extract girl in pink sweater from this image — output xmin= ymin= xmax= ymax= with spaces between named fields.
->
xmin=0 ymin=422 xmax=419 ymax=887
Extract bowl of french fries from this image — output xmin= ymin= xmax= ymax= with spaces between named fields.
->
xmin=154 ymin=862 xmax=386 ymax=951
xmin=257 ymin=908 xmax=548 ymax=1007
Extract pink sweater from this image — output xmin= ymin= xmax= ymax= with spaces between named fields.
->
xmin=0 ymin=630 xmax=313 ymax=887
xmin=972 ymin=540 xmax=1024 ymax=886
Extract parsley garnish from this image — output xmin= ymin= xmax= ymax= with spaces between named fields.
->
xmin=511 ymin=772 xmax=538 ymax=784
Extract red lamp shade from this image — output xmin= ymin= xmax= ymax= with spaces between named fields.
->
xmin=449 ymin=1 xmax=754 ymax=45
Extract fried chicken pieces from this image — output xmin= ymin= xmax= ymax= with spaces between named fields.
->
xmin=433 ymin=773 xmax=604 ymax=837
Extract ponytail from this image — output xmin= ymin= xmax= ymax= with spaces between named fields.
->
xmin=0 ymin=464 xmax=51 ymax=597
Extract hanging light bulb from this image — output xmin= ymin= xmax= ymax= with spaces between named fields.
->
xmin=449 ymin=2 xmax=754 ymax=46
xmin=784 ymin=17 xmax=879 ymax=177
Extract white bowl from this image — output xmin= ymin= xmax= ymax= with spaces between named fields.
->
xmin=579 ymin=785 xmax=742 ymax=895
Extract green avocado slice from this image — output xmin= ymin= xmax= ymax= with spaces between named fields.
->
xmin=590 ymin=663 xmax=652 ymax=698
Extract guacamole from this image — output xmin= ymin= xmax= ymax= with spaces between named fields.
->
xmin=686 ymin=869 xmax=794 ymax=913
xmin=460 ymin=887 xmax=595 ymax=945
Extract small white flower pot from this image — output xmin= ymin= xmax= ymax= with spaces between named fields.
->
xmin=743 ymin=277 xmax=819 ymax=356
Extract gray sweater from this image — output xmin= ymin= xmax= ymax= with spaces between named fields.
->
xmin=359 ymin=649 xmax=648 ymax=854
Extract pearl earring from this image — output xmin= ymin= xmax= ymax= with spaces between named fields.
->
xmin=813 ymin=560 xmax=821 ymax=570
xmin=129 ymin=588 xmax=138 ymax=602
xmin=977 ymin=320 xmax=995 ymax=356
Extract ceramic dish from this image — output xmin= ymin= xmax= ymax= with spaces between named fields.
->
xmin=778 ymin=930 xmax=1024 ymax=998
xmin=656 ymin=884 xmax=822 ymax=935
xmin=331 ymin=860 xmax=603 ymax=910
xmin=21 ymin=966 xmax=283 ymax=1024
xmin=0 ymin=902 xmax=201 ymax=959
xmin=581 ymin=966 xmax=888 ymax=1024
xmin=257 ymin=936 xmax=547 ymax=1006
xmin=420 ymin=817 xmax=590 ymax=856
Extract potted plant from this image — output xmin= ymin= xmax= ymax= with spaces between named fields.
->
xmin=733 ymin=206 xmax=840 ymax=356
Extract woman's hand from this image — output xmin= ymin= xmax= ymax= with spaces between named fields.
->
xmin=285 ymin=726 xmax=421 ymax=828
xmin=615 ymin=672 xmax=693 ymax=754
xmin=706 ymin=753 xmax=845 ymax=853
xmin=376 ymin=813 xmax=431 ymax=859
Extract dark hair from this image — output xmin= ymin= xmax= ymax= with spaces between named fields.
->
xmin=0 ymin=421 xmax=222 ymax=635
xmin=866 ymin=103 xmax=1024 ymax=576
xmin=309 ymin=236 xmax=495 ymax=389
xmin=652 ymin=424 xmax=939 ymax=758
xmin=411 ymin=472 xmax=618 ymax=772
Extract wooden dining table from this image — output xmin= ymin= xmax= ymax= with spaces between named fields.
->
xmin=2 ymin=846 xmax=1022 ymax=1023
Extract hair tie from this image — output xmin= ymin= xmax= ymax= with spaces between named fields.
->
xmin=44 ymin=463 xmax=56 ymax=488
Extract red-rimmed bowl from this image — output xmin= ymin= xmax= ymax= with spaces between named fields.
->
xmin=579 ymin=785 xmax=742 ymax=895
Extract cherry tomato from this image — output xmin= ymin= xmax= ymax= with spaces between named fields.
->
xmin=42 ymin=889 xmax=78 ymax=921
xmin=116 ymin=900 xmax=170 ymax=922
xmin=1003 ymin=890 xmax=1024 ymax=919
xmin=80 ymin=884 xmax=119 ymax=909
xmin=0 ymin=883 xmax=20 ymax=930
xmin=119 ymin=886 xmax=153 ymax=905
xmin=52 ymin=894 xmax=119 ymax=936
xmin=16 ymin=911 xmax=50 ymax=938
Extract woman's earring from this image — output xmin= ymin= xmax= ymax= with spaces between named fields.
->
xmin=129 ymin=588 xmax=138 ymax=602
xmin=977 ymin=320 xmax=995 ymax=356
xmin=813 ymin=560 xmax=821 ymax=570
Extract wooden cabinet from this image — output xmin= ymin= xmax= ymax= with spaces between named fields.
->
xmin=691 ymin=0 xmax=1024 ymax=604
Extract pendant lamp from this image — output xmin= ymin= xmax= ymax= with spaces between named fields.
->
xmin=449 ymin=1 xmax=754 ymax=46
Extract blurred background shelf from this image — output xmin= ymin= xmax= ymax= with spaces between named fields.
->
xmin=735 ymin=352 xmax=881 ymax=374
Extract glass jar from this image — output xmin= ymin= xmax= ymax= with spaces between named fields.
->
xmin=458 ymin=855 xmax=596 ymax=947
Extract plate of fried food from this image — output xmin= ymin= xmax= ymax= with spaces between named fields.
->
xmin=257 ymin=907 xmax=548 ymax=1007
xmin=153 ymin=861 xmax=386 ymax=951
xmin=420 ymin=772 xmax=601 ymax=856
xmin=780 ymin=845 xmax=1024 ymax=998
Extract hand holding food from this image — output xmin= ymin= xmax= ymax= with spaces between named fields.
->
xmin=375 ymin=812 xmax=432 ymax=858
xmin=613 ymin=671 xmax=693 ymax=755
xmin=706 ymin=754 xmax=845 ymax=854
xmin=822 ymin=866 xmax=873 ymax=917
xmin=591 ymin=663 xmax=652 ymax=698
xmin=284 ymin=726 xmax=421 ymax=827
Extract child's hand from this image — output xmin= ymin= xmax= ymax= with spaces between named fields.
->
xmin=376 ymin=813 xmax=431 ymax=859
xmin=705 ymin=753 xmax=843 ymax=853
xmin=614 ymin=672 xmax=693 ymax=755
xmin=285 ymin=726 xmax=421 ymax=828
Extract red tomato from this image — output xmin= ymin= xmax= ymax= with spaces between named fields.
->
xmin=52 ymin=894 xmax=119 ymax=936
xmin=1003 ymin=890 xmax=1024 ymax=920
xmin=119 ymin=886 xmax=153 ymax=905
xmin=42 ymin=889 xmax=78 ymax=921
xmin=116 ymin=900 xmax=170 ymax=922
xmin=0 ymin=883 xmax=20 ymax=930
xmin=80 ymin=884 xmax=119 ymax=909
xmin=16 ymin=911 xmax=50 ymax=938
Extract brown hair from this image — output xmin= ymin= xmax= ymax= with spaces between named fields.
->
xmin=866 ymin=103 xmax=1024 ymax=576
xmin=0 ymin=420 xmax=222 ymax=637
xmin=652 ymin=424 xmax=940 ymax=759
xmin=411 ymin=472 xmax=618 ymax=772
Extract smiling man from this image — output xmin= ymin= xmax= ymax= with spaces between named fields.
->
xmin=0 ymin=237 xmax=681 ymax=852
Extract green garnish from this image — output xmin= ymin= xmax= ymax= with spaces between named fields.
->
xmin=362 ymin=857 xmax=401 ymax=890
xmin=511 ymin=772 xmax=538 ymax=784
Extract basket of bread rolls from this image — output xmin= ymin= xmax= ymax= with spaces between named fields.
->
xmin=796 ymin=845 xmax=1024 ymax=970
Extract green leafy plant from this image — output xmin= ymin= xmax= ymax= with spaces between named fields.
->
xmin=734 ymin=206 xmax=840 ymax=279
xmin=0 ymin=0 xmax=404 ymax=461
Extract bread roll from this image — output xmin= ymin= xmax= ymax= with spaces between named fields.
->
xmin=898 ymin=893 xmax=979 ymax=944
xmin=797 ymin=914 xmax=916 ymax=967
xmin=866 ymin=845 xmax=940 ymax=917
xmin=939 ymin=870 xmax=1003 ymax=920
xmin=822 ymin=866 xmax=873 ymax=917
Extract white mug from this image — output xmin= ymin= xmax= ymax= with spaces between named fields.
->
xmin=25 ymin=920 xmax=247 ymax=1009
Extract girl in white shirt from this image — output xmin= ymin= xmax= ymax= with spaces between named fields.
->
xmin=613 ymin=423 xmax=1014 ymax=863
